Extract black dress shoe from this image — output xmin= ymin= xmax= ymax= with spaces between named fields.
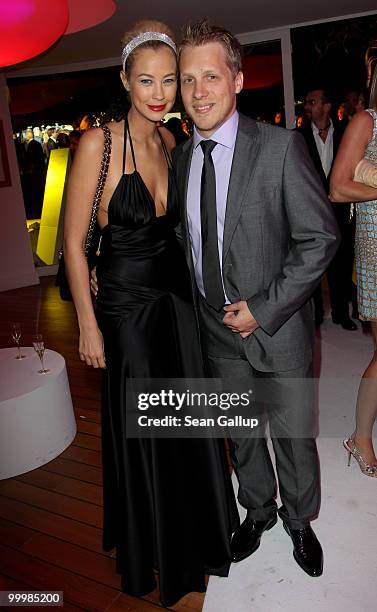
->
xmin=283 ymin=523 xmax=323 ymax=577
xmin=332 ymin=315 xmax=357 ymax=331
xmin=231 ymin=515 xmax=277 ymax=563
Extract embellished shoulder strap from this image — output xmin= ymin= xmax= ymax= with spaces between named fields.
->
xmin=365 ymin=108 xmax=377 ymax=129
xmin=125 ymin=118 xmax=137 ymax=172
xmin=84 ymin=125 xmax=112 ymax=254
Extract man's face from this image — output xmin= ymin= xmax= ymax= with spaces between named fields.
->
xmin=179 ymin=42 xmax=243 ymax=138
xmin=303 ymin=90 xmax=330 ymax=125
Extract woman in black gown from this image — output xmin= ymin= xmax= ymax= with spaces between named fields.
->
xmin=64 ymin=20 xmax=239 ymax=607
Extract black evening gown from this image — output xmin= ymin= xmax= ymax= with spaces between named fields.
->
xmin=96 ymin=120 xmax=239 ymax=607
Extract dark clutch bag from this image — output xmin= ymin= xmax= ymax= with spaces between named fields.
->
xmin=56 ymin=125 xmax=112 ymax=301
xmin=56 ymin=252 xmax=72 ymax=301
xmin=56 ymin=225 xmax=102 ymax=301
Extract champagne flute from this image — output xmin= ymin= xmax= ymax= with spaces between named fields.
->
xmin=32 ymin=334 xmax=50 ymax=373
xmin=12 ymin=322 xmax=25 ymax=359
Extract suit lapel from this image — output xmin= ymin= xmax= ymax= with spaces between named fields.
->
xmin=332 ymin=123 xmax=345 ymax=157
xmin=302 ymin=127 xmax=328 ymax=188
xmin=305 ymin=128 xmax=324 ymax=174
xmin=223 ymin=115 xmax=261 ymax=260
xmin=176 ymin=139 xmax=194 ymax=265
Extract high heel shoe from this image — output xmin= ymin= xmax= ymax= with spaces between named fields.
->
xmin=343 ymin=438 xmax=377 ymax=477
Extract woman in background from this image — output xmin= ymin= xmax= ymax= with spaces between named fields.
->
xmin=330 ymin=45 xmax=377 ymax=477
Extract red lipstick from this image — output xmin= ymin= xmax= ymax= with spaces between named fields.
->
xmin=147 ymin=104 xmax=166 ymax=112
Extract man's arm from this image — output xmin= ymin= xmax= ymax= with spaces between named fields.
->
xmin=246 ymin=131 xmax=340 ymax=336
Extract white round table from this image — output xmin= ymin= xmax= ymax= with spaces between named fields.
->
xmin=0 ymin=347 xmax=76 ymax=480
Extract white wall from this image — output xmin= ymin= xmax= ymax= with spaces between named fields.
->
xmin=0 ymin=73 xmax=39 ymax=292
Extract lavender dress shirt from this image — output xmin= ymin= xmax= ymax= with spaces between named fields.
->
xmin=186 ymin=111 xmax=239 ymax=303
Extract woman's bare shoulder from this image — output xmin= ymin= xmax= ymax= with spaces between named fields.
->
xmin=81 ymin=121 xmax=124 ymax=145
xmin=78 ymin=127 xmax=105 ymax=154
xmin=337 ymin=111 xmax=374 ymax=153
xmin=347 ymin=110 xmax=374 ymax=135
xmin=104 ymin=120 xmax=125 ymax=137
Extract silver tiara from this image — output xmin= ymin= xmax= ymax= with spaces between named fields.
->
xmin=121 ymin=32 xmax=177 ymax=70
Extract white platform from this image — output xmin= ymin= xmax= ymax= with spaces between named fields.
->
xmin=0 ymin=347 xmax=76 ymax=480
xmin=204 ymin=320 xmax=377 ymax=612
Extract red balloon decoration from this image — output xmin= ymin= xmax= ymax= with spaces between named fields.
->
xmin=65 ymin=0 xmax=116 ymax=35
xmin=0 ymin=0 xmax=69 ymax=68
xmin=242 ymin=54 xmax=283 ymax=90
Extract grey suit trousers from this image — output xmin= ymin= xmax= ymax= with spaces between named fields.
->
xmin=204 ymin=332 xmax=320 ymax=530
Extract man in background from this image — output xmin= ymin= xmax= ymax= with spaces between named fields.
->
xmin=23 ymin=128 xmax=45 ymax=218
xmin=299 ymin=88 xmax=356 ymax=330
xmin=45 ymin=126 xmax=58 ymax=159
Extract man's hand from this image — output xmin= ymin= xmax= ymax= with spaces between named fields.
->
xmin=90 ymin=266 xmax=98 ymax=297
xmin=223 ymin=301 xmax=259 ymax=338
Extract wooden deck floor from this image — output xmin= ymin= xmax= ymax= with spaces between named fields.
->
xmin=0 ymin=278 xmax=206 ymax=611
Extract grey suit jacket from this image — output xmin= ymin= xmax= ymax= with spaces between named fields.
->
xmin=172 ymin=113 xmax=339 ymax=372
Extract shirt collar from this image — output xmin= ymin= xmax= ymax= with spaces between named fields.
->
xmin=193 ymin=111 xmax=239 ymax=150
xmin=311 ymin=119 xmax=334 ymax=136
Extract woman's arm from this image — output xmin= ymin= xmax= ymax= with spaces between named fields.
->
xmin=330 ymin=111 xmax=377 ymax=203
xmin=63 ymin=128 xmax=106 ymax=368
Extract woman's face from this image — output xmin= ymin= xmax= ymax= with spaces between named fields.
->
xmin=121 ymin=45 xmax=177 ymax=122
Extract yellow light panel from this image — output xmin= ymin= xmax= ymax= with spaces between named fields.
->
xmin=36 ymin=148 xmax=69 ymax=265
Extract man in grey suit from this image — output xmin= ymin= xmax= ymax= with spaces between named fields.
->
xmin=173 ymin=19 xmax=339 ymax=577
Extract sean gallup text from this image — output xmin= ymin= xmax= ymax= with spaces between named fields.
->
xmin=137 ymin=415 xmax=259 ymax=428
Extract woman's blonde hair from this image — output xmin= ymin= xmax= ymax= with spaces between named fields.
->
xmin=121 ymin=20 xmax=176 ymax=75
xmin=366 ymin=40 xmax=377 ymax=110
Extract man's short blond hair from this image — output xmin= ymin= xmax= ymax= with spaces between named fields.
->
xmin=179 ymin=18 xmax=242 ymax=76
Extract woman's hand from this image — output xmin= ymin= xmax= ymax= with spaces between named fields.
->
xmin=79 ymin=325 xmax=106 ymax=369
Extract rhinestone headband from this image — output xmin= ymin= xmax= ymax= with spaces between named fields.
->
xmin=121 ymin=32 xmax=177 ymax=70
